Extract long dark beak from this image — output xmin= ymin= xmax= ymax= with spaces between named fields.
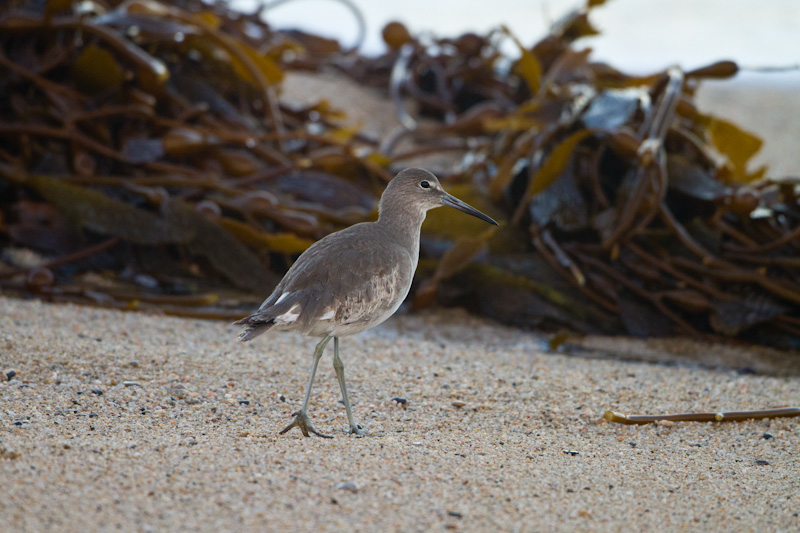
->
xmin=442 ymin=193 xmax=498 ymax=226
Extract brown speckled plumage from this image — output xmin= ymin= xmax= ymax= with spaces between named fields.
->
xmin=237 ymin=222 xmax=415 ymax=339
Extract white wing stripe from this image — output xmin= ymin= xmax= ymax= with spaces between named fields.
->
xmin=274 ymin=303 xmax=301 ymax=325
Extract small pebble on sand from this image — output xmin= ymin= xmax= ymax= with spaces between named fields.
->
xmin=168 ymin=383 xmax=188 ymax=398
xmin=336 ymin=481 xmax=358 ymax=493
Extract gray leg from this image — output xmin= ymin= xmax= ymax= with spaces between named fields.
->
xmin=279 ymin=335 xmax=333 ymax=438
xmin=333 ymin=337 xmax=366 ymax=436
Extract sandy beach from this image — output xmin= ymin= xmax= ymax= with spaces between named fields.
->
xmin=1 ymin=295 xmax=798 ymax=532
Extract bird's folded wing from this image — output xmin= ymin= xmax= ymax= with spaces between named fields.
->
xmin=283 ymin=239 xmax=414 ymax=333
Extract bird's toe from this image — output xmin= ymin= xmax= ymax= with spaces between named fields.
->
xmin=279 ymin=411 xmax=333 ymax=438
xmin=347 ymin=423 xmax=367 ymax=437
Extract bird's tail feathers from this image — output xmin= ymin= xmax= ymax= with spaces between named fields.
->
xmin=234 ymin=291 xmax=304 ymax=342
xmin=236 ymin=321 xmax=272 ymax=342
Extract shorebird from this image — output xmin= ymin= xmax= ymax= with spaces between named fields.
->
xmin=235 ymin=168 xmax=497 ymax=437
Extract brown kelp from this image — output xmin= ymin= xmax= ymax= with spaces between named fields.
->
xmin=339 ymin=5 xmax=799 ymax=347
xmin=0 ymin=0 xmax=388 ymax=317
xmin=1 ymin=0 xmax=798 ymax=348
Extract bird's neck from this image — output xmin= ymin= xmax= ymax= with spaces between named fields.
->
xmin=376 ymin=201 xmax=426 ymax=256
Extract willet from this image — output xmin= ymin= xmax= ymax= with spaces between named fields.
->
xmin=235 ymin=168 xmax=498 ymax=437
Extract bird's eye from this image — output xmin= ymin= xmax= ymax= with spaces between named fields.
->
xmin=420 ymin=180 xmax=430 ymax=189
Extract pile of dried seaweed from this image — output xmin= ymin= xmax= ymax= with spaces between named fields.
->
xmin=1 ymin=0 xmax=799 ymax=347
xmin=0 ymin=0 xmax=390 ymax=317
xmin=333 ymin=5 xmax=800 ymax=347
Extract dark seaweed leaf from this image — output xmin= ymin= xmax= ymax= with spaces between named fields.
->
xmin=31 ymin=176 xmax=189 ymax=244
xmin=529 ymin=169 xmax=588 ymax=232
xmin=71 ymin=43 xmax=124 ymax=95
xmin=710 ymin=294 xmax=788 ymax=336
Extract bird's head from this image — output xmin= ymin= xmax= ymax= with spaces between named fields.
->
xmin=380 ymin=168 xmax=497 ymax=225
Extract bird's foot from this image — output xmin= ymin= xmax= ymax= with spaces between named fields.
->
xmin=346 ymin=423 xmax=367 ymax=437
xmin=279 ymin=411 xmax=332 ymax=438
